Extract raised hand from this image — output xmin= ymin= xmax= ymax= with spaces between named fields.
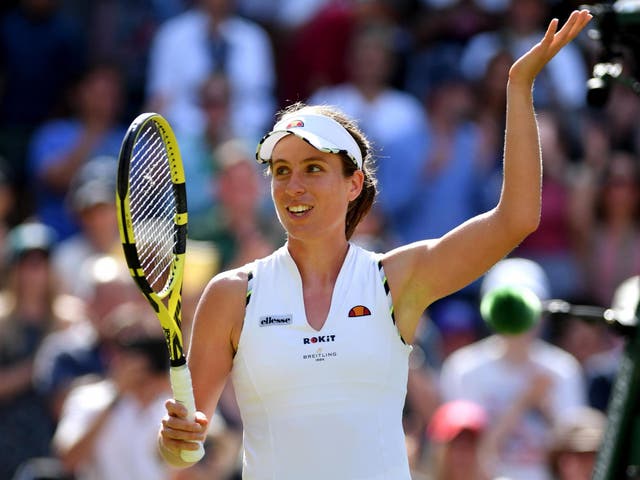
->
xmin=509 ymin=9 xmax=592 ymax=87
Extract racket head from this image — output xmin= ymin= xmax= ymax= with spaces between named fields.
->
xmin=116 ymin=112 xmax=188 ymax=300
xmin=116 ymin=115 xmax=204 ymax=462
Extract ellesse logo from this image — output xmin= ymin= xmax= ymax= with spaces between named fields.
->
xmin=348 ymin=305 xmax=371 ymax=317
xmin=259 ymin=315 xmax=292 ymax=326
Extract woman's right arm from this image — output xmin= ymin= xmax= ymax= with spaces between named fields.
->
xmin=158 ymin=268 xmax=248 ymax=467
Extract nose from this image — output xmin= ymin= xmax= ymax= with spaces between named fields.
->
xmin=284 ymin=170 xmax=305 ymax=197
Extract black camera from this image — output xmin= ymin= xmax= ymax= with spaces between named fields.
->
xmin=583 ymin=0 xmax=640 ymax=106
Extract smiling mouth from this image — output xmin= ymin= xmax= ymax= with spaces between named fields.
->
xmin=287 ymin=205 xmax=313 ymax=215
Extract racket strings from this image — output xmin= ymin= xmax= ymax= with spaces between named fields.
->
xmin=129 ymin=122 xmax=177 ymax=294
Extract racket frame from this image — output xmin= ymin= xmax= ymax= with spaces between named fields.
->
xmin=116 ymin=112 xmax=204 ymax=462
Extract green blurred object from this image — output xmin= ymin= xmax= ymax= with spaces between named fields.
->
xmin=480 ymin=285 xmax=542 ymax=335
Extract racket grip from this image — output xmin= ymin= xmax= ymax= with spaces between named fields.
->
xmin=170 ymin=364 xmax=206 ymax=463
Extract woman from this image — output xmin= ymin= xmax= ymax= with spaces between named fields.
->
xmin=159 ymin=10 xmax=592 ymax=479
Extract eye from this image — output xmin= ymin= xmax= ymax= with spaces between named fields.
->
xmin=307 ymin=164 xmax=322 ymax=173
xmin=273 ymin=165 xmax=290 ymax=176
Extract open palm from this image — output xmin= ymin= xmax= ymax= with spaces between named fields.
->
xmin=509 ymin=9 xmax=592 ymax=86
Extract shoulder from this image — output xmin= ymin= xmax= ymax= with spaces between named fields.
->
xmin=192 ymin=266 xmax=254 ymax=353
xmin=225 ymin=15 xmax=270 ymax=39
xmin=153 ymin=9 xmax=205 ymax=42
xmin=441 ymin=337 xmax=494 ymax=375
xmin=31 ymin=120 xmax=78 ymax=142
xmin=531 ymin=339 xmax=582 ymax=374
xmin=201 ymin=266 xmax=251 ymax=305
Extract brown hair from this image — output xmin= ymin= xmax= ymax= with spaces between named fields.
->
xmin=273 ymin=102 xmax=377 ymax=240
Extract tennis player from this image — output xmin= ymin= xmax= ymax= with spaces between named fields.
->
xmin=158 ymin=10 xmax=592 ymax=479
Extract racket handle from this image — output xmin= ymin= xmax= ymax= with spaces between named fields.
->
xmin=170 ymin=364 xmax=206 ymax=463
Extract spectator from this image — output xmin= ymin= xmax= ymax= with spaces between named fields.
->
xmin=145 ymin=0 xmax=276 ymax=142
xmin=602 ymin=78 xmax=640 ymax=155
xmin=277 ymin=0 xmax=406 ymax=103
xmin=404 ymin=1 xmax=496 ymax=103
xmin=52 ymin=301 xmax=173 ymax=479
xmin=178 ymin=72 xmax=236 ymax=222
xmin=189 ymin=138 xmax=283 ymax=270
xmin=572 ymin=150 xmax=640 ymax=307
xmin=376 ymin=71 xmax=489 ymax=261
xmin=548 ymin=406 xmax=607 ymax=480
xmin=52 ymin=156 xmax=120 ymax=296
xmin=439 ymin=258 xmax=586 ymax=480
xmin=426 ymin=399 xmax=491 ymax=480
xmin=27 ymin=62 xmax=126 ymax=241
xmin=0 ymin=221 xmax=60 ymax=479
xmin=32 ymin=254 xmax=140 ymax=420
xmin=308 ymin=22 xmax=425 ymax=158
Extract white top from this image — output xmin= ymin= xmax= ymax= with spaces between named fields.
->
xmin=231 ymin=243 xmax=412 ymax=479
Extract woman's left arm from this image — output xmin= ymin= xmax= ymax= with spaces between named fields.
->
xmin=383 ymin=10 xmax=593 ymax=342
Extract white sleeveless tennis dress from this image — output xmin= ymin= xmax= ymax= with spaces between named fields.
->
xmin=230 ymin=243 xmax=412 ymax=480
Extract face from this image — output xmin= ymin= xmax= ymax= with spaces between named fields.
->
xmin=219 ymin=160 xmax=260 ymax=215
xmin=602 ymin=152 xmax=640 ymax=218
xmin=441 ymin=430 xmax=483 ymax=480
xmin=78 ymin=67 xmax=123 ymax=122
xmin=269 ymin=135 xmax=363 ymax=242
xmin=557 ymin=451 xmax=598 ymax=480
xmin=14 ymin=250 xmax=51 ymax=294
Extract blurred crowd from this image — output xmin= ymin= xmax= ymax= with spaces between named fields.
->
xmin=0 ymin=0 xmax=639 ymax=479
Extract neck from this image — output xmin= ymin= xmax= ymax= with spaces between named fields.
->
xmin=286 ymin=237 xmax=350 ymax=285
xmin=357 ymin=82 xmax=383 ymax=102
xmin=499 ymin=334 xmax=534 ymax=364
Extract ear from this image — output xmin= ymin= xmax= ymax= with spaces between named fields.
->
xmin=347 ymin=169 xmax=365 ymax=202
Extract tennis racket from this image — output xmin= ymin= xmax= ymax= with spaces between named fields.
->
xmin=116 ymin=112 xmax=204 ymax=462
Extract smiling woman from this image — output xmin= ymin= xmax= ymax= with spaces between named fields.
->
xmin=156 ymin=10 xmax=593 ymax=480
xmin=258 ymin=103 xmax=377 ymax=241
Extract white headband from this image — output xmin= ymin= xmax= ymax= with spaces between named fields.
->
xmin=255 ymin=112 xmax=363 ymax=169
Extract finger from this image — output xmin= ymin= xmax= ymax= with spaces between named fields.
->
xmin=558 ymin=10 xmax=592 ymax=43
xmin=544 ymin=10 xmax=590 ymax=56
xmin=162 ymin=423 xmax=205 ymax=442
xmin=163 ymin=413 xmax=203 ymax=432
xmin=561 ymin=10 xmax=590 ymax=39
xmin=162 ymin=416 xmax=205 ymax=440
xmin=165 ymin=398 xmax=189 ymax=418
xmin=194 ymin=411 xmax=209 ymax=429
xmin=551 ymin=13 xmax=578 ymax=45
xmin=540 ymin=18 xmax=559 ymax=47
xmin=161 ymin=432 xmax=202 ymax=453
